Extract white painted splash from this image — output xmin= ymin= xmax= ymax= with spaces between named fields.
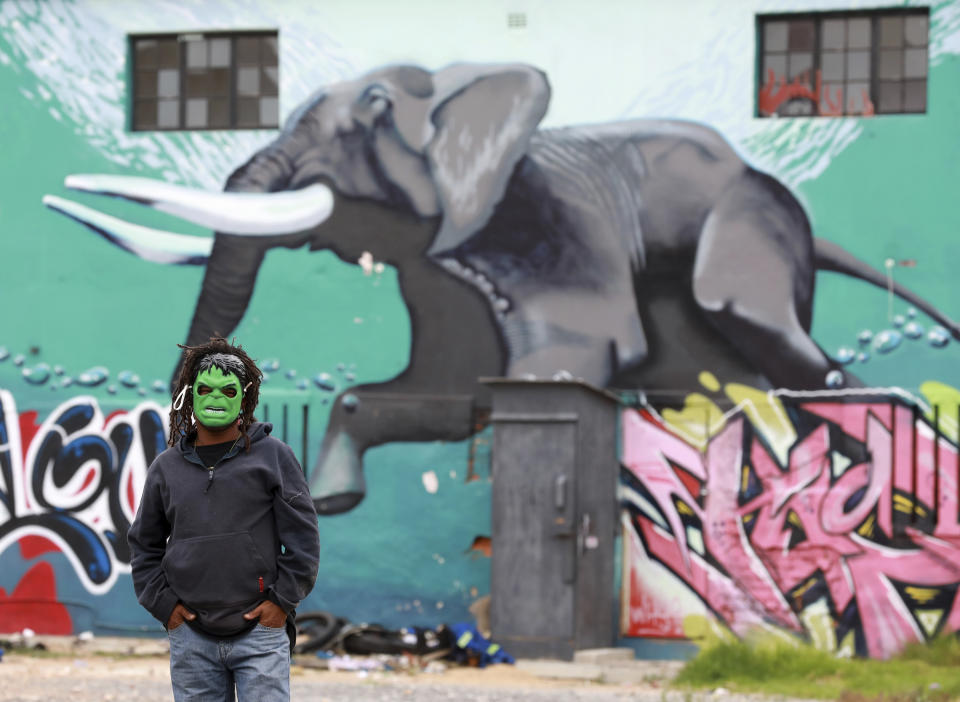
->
xmin=421 ymin=470 xmax=439 ymax=494
xmin=2 ymin=0 xmax=957 ymax=193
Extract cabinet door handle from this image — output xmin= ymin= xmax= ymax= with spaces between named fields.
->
xmin=554 ymin=474 xmax=568 ymax=510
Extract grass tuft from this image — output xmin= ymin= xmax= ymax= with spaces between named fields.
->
xmin=673 ymin=636 xmax=960 ymax=700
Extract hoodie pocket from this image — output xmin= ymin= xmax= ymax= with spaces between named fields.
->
xmin=163 ymin=531 xmax=270 ymax=607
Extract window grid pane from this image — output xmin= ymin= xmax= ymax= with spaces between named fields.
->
xmin=758 ymin=10 xmax=927 ymax=118
xmin=132 ymin=31 xmax=278 ymax=131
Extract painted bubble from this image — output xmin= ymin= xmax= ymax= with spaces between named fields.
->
xmin=907 ymin=307 xmax=917 ymax=319
xmin=857 ymin=330 xmax=873 ymax=345
xmin=138 ymin=388 xmax=147 ymax=396
xmin=152 ymin=379 xmax=167 ymax=393
xmin=261 ymin=359 xmax=280 ymax=373
xmin=22 ymin=363 xmax=51 ymax=385
xmin=825 ymin=370 xmax=844 ymax=388
xmin=77 ymin=366 xmax=109 ymax=386
xmin=284 ymin=369 xmax=297 ymax=380
xmin=858 ymin=352 xmax=870 ymax=363
xmin=336 ymin=362 xmax=346 ymax=372
xmin=107 ymin=385 xmax=117 ymax=395
xmin=345 ymin=372 xmax=356 ymax=382
xmin=0 ymin=347 xmax=8 ymax=361
xmin=928 ymin=326 xmax=950 ymax=348
xmin=53 ymin=365 xmax=65 ymax=375
xmin=834 ymin=347 xmax=856 ymax=365
xmin=341 ymin=393 xmax=359 ymax=411
xmin=13 ymin=354 xmax=25 ymax=367
xmin=903 ymin=321 xmax=924 ymax=340
xmin=119 ymin=370 xmax=140 ymax=388
xmin=893 ymin=315 xmax=905 ymax=328
xmin=61 ymin=377 xmax=73 ymax=387
xmin=296 ymin=379 xmax=308 ymax=390
xmin=313 ymin=373 xmax=335 ymax=391
xmin=262 ymin=372 xmax=269 ymax=384
xmin=872 ymin=330 xmax=902 ymax=354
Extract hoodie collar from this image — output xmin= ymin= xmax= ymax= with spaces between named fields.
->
xmin=178 ymin=421 xmax=273 ymax=467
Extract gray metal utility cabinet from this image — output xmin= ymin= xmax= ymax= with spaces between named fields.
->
xmin=482 ymin=379 xmax=619 ymax=660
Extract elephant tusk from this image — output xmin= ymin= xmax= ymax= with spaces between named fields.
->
xmin=42 ymin=195 xmax=212 ymax=265
xmin=63 ymin=174 xmax=335 ymax=235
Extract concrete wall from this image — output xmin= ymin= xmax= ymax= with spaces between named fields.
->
xmin=1 ymin=0 xmax=958 ymax=655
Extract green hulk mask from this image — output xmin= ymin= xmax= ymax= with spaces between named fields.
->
xmin=192 ymin=367 xmax=243 ymax=428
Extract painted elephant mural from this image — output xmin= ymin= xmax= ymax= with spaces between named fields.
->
xmin=45 ymin=62 xmax=960 ymax=515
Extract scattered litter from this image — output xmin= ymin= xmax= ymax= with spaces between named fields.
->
xmin=713 ymin=687 xmax=729 ymax=696
xmin=294 ymin=610 xmax=513 ymax=675
xmin=77 ymin=631 xmax=94 ymax=641
xmin=327 ymin=654 xmax=387 ymax=672
xmin=21 ymin=628 xmax=35 ymax=638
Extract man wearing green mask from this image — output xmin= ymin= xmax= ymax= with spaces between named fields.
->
xmin=129 ymin=337 xmax=320 ymax=702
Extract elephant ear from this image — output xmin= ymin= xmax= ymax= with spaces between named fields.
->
xmin=418 ymin=64 xmax=550 ymax=257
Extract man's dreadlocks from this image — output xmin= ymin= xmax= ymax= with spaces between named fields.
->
xmin=168 ymin=337 xmax=263 ymax=450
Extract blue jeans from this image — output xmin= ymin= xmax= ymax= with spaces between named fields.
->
xmin=168 ymin=622 xmax=290 ymax=702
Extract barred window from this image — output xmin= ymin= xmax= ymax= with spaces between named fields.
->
xmin=757 ymin=9 xmax=928 ymax=117
xmin=131 ymin=31 xmax=279 ymax=131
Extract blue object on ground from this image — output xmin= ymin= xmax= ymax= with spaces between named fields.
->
xmin=447 ymin=622 xmax=514 ymax=667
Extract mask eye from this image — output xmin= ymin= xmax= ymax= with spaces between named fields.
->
xmin=223 ymin=387 xmax=238 ymax=398
xmin=197 ymin=385 xmax=212 ymax=395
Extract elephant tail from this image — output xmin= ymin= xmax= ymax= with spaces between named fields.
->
xmin=814 ymin=237 xmax=960 ymax=340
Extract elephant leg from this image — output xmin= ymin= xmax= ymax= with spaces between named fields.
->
xmin=691 ymin=171 xmax=858 ymax=390
xmin=310 ymin=386 xmax=477 ymax=514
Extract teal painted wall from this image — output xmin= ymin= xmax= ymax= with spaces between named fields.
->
xmin=1 ymin=0 xmax=958 ymax=647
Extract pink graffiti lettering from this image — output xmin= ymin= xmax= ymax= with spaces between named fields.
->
xmin=622 ymin=401 xmax=960 ymax=658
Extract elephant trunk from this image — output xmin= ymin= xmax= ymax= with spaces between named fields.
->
xmin=179 ymin=144 xmax=331 ymax=374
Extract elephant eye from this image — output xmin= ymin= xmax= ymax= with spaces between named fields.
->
xmin=361 ymin=85 xmax=390 ymax=110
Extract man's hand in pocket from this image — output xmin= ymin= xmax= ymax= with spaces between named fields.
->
xmin=167 ymin=603 xmax=196 ymax=631
xmin=243 ymin=600 xmax=287 ymax=628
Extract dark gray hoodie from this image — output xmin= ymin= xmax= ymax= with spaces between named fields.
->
xmin=128 ymin=422 xmax=320 ymax=639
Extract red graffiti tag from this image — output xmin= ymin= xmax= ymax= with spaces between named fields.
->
xmin=758 ymin=69 xmax=874 ymax=117
xmin=0 ymin=562 xmax=72 ymax=634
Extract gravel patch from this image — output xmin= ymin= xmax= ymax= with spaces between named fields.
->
xmin=0 ymin=653 xmax=807 ymax=702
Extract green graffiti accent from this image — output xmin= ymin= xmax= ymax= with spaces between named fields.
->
xmin=193 ymin=367 xmax=242 ymax=428
xmin=799 ymin=598 xmax=837 ymax=652
xmin=682 ymin=614 xmax=736 ymax=647
xmin=724 ymin=383 xmax=796 ymax=467
xmin=699 ymin=371 xmax=721 ymax=393
xmin=920 ymin=381 xmax=960 ymax=443
xmin=662 ymin=393 xmax=725 ymax=449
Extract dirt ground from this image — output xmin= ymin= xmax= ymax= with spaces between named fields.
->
xmin=0 ymin=652 xmax=686 ymax=702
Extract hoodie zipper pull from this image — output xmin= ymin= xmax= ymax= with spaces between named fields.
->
xmin=204 ymin=467 xmax=214 ymax=493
